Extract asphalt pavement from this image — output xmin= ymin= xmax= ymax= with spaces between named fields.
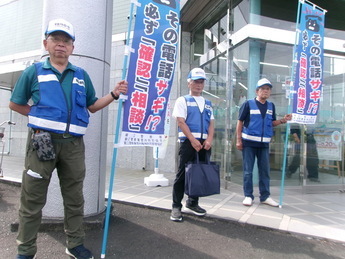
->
xmin=1 ymin=181 xmax=345 ymax=259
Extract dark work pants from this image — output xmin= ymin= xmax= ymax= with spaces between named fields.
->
xmin=17 ymin=132 xmax=86 ymax=256
xmin=306 ymin=141 xmax=319 ymax=179
xmin=288 ymin=141 xmax=319 ymax=179
xmin=288 ymin=143 xmax=301 ymax=174
xmin=172 ymin=139 xmax=207 ymax=209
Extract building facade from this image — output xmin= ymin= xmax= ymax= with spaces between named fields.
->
xmin=179 ymin=0 xmax=345 ymax=193
xmin=1 ymin=0 xmax=345 ymax=193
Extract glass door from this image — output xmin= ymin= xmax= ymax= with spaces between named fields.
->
xmin=302 ymin=54 xmax=345 ymax=192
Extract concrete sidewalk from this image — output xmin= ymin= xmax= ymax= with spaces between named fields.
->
xmin=1 ymin=154 xmax=345 ymax=244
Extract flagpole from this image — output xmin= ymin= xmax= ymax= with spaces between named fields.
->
xmin=100 ymin=2 xmax=136 ymax=258
xmin=278 ymin=0 xmax=303 ymax=208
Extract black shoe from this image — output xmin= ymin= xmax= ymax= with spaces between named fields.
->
xmin=16 ymin=255 xmax=36 ymax=259
xmin=309 ymin=178 xmax=320 ymax=182
xmin=185 ymin=204 xmax=206 ymax=216
xmin=66 ymin=244 xmax=94 ymax=259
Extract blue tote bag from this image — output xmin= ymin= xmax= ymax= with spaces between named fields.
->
xmin=185 ymin=151 xmax=220 ymax=197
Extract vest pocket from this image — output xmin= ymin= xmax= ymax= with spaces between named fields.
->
xmin=76 ymin=90 xmax=87 ymax=107
xmin=77 ymin=111 xmax=89 ymax=124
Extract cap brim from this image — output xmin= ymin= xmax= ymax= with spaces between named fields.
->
xmin=190 ymin=76 xmax=207 ymax=80
xmin=46 ymin=30 xmax=75 ymax=41
xmin=257 ymin=84 xmax=272 ymax=88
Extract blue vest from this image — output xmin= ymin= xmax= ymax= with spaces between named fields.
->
xmin=242 ymin=99 xmax=273 ymax=143
xmin=28 ymin=62 xmax=89 ymax=136
xmin=178 ymin=95 xmax=212 ymax=141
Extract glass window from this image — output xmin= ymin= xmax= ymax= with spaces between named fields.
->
xmin=189 ymin=1 xmax=345 ymax=191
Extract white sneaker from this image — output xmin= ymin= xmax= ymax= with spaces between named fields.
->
xmin=242 ymin=197 xmax=253 ymax=206
xmin=261 ymin=197 xmax=279 ymax=207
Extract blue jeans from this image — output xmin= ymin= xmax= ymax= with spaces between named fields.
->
xmin=242 ymin=146 xmax=270 ymax=202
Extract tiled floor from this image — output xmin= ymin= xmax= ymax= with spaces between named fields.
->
xmin=2 ymin=155 xmax=345 ymax=243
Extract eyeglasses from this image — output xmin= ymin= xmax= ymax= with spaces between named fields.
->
xmin=47 ymin=36 xmax=73 ymax=46
xmin=258 ymin=86 xmax=271 ymax=91
xmin=192 ymin=79 xmax=205 ymax=84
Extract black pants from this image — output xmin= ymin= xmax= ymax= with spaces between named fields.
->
xmin=306 ymin=139 xmax=319 ymax=179
xmin=288 ymin=143 xmax=301 ymax=174
xmin=288 ymin=141 xmax=319 ymax=179
xmin=172 ymin=139 xmax=208 ymax=209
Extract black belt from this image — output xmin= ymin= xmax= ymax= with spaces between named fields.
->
xmin=49 ymin=132 xmax=75 ymax=139
xmin=32 ymin=129 xmax=76 ymax=139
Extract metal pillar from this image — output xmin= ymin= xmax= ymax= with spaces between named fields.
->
xmin=248 ymin=0 xmax=262 ymax=184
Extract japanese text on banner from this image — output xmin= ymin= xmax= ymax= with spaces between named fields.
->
xmin=120 ymin=0 xmax=179 ymax=146
xmin=292 ymin=1 xmax=325 ymax=124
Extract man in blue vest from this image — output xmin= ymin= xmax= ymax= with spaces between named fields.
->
xmin=170 ymin=68 xmax=215 ymax=221
xmin=236 ymin=78 xmax=291 ymax=207
xmin=9 ymin=19 xmax=128 ymax=259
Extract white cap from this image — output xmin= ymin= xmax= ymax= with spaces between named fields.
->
xmin=256 ymin=78 xmax=272 ymax=89
xmin=187 ymin=68 xmax=207 ymax=80
xmin=45 ymin=19 xmax=75 ymax=41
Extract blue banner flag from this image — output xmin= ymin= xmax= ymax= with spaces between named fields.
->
xmin=120 ymin=0 xmax=180 ymax=146
xmin=291 ymin=1 xmax=325 ymax=124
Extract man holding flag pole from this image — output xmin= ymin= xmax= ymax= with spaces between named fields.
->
xmin=236 ymin=78 xmax=292 ymax=208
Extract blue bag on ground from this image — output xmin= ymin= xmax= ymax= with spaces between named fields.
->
xmin=185 ymin=151 xmax=220 ymax=197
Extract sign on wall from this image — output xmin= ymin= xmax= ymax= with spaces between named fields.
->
xmin=314 ymin=128 xmax=342 ymax=161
